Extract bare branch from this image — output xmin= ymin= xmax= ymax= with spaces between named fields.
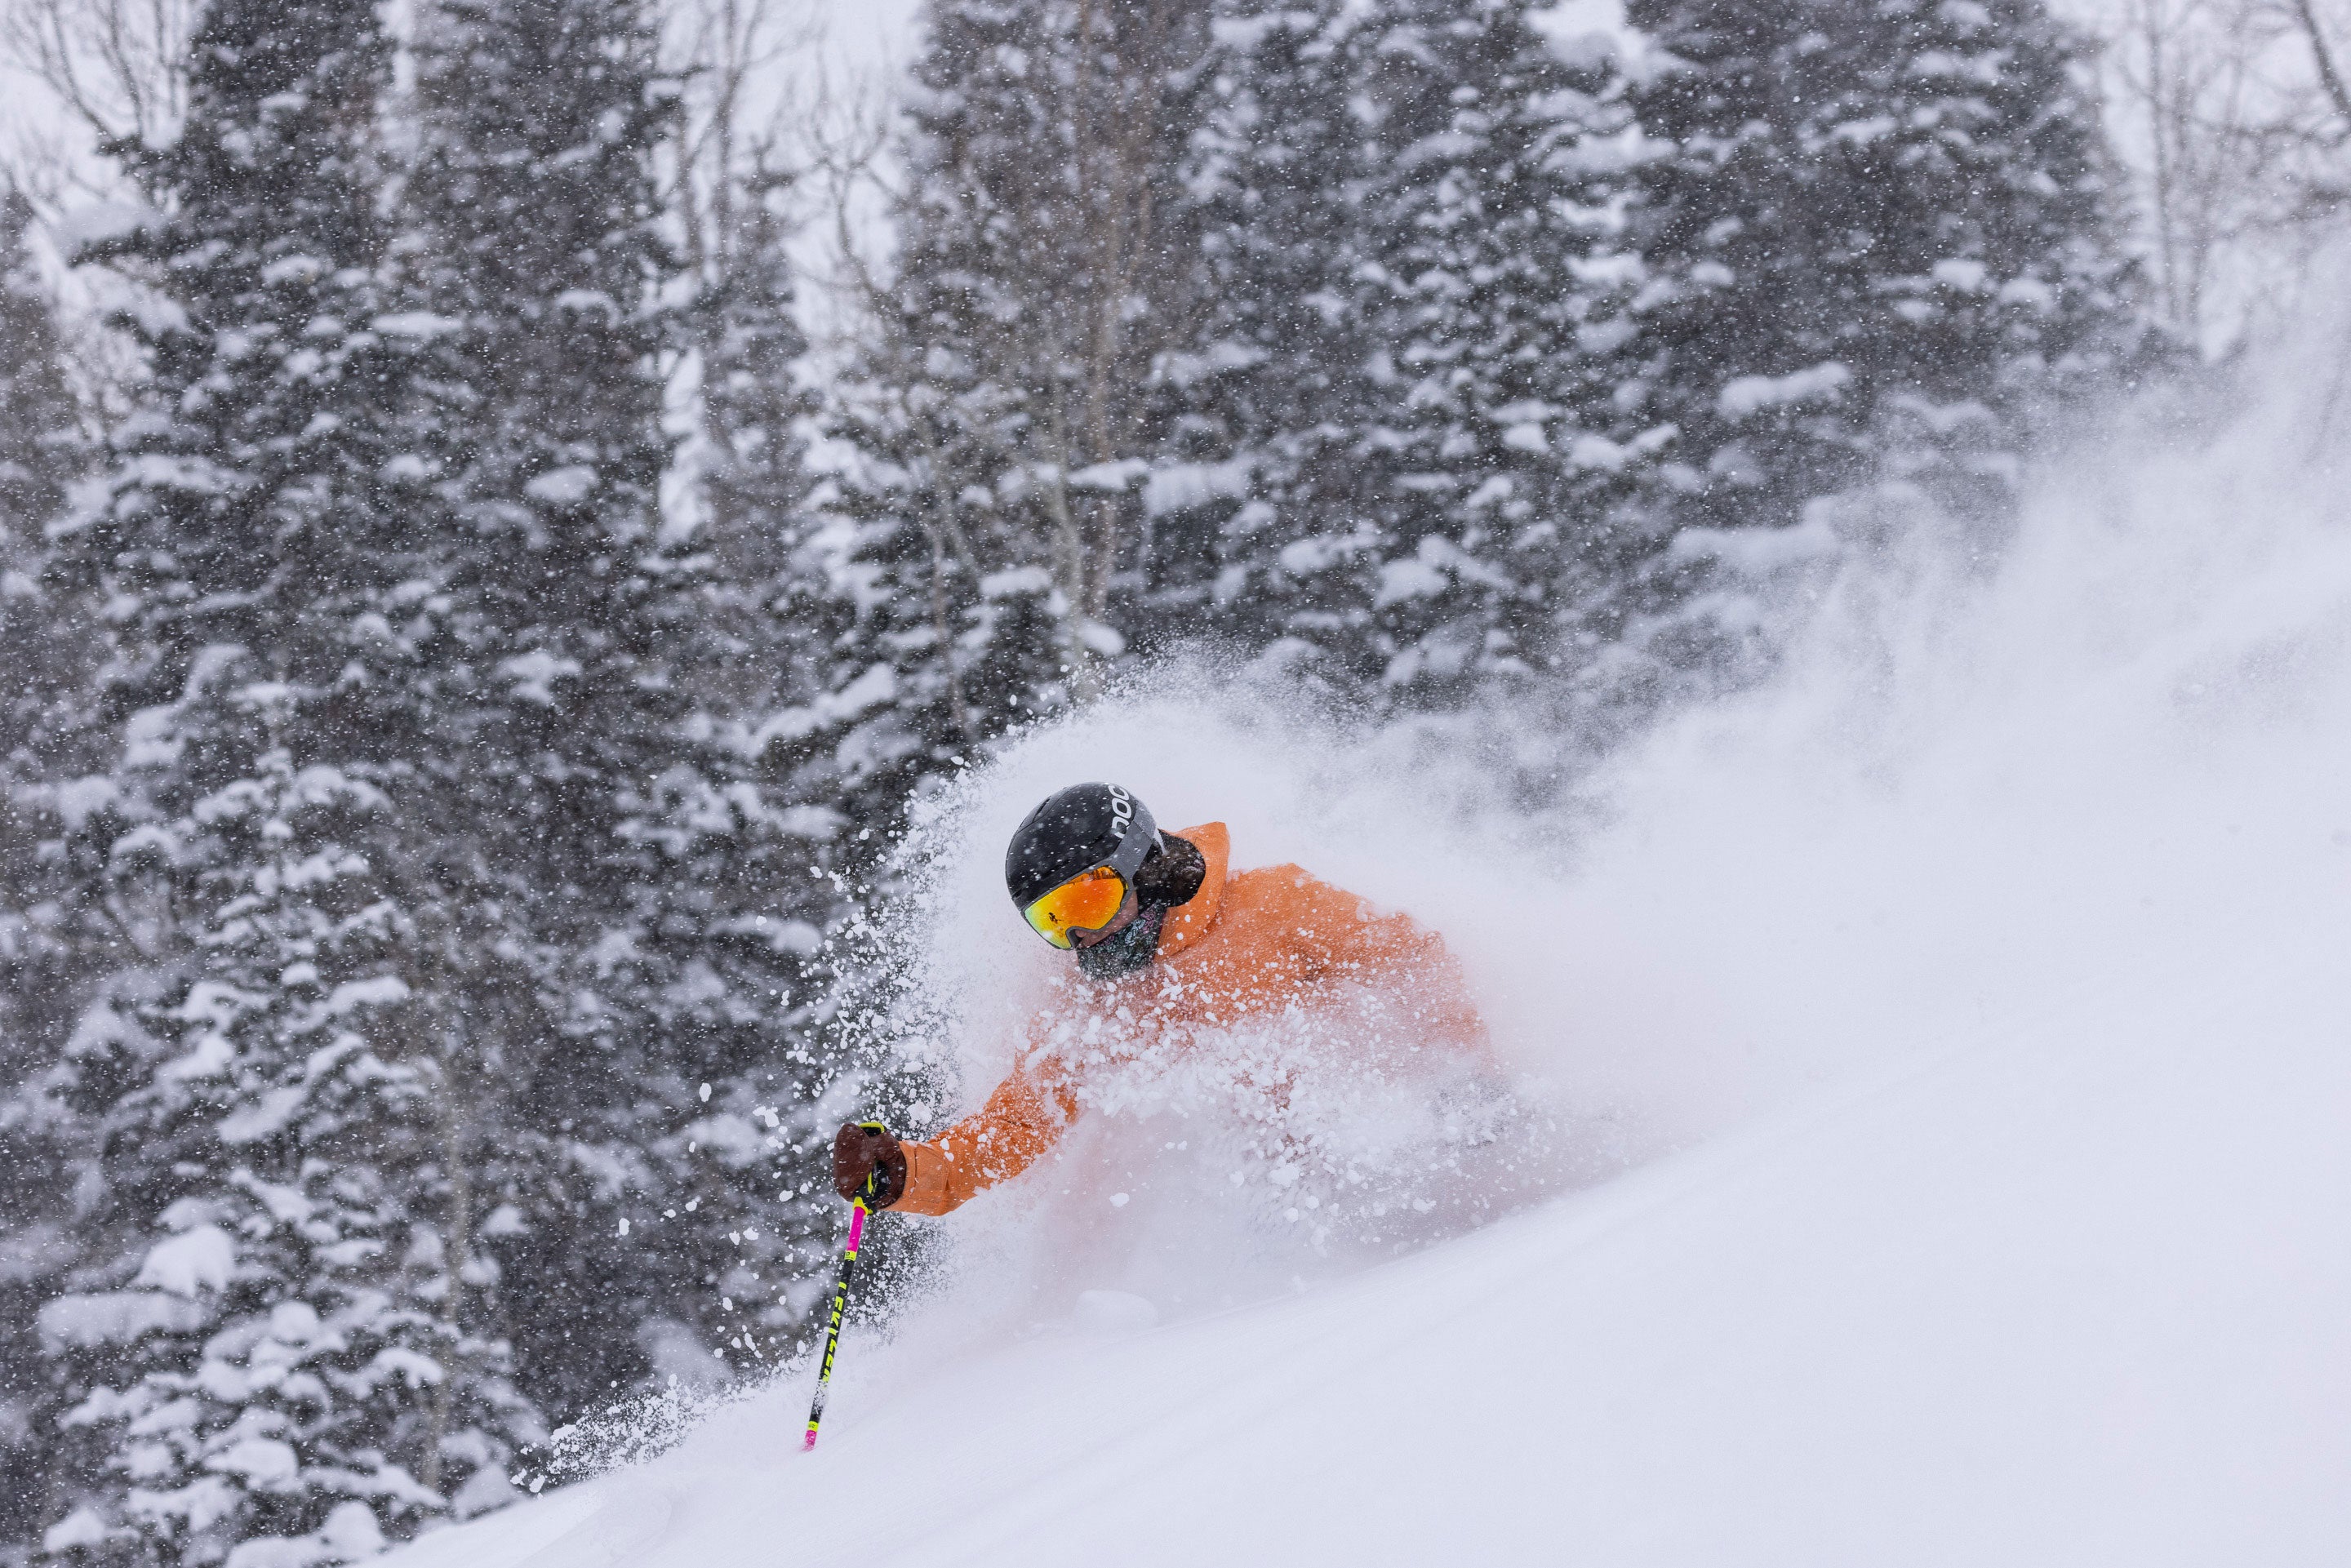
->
xmin=2095 ymin=0 xmax=2351 ymax=343
xmin=2287 ymin=0 xmax=2351 ymax=128
xmin=0 ymin=0 xmax=194 ymax=159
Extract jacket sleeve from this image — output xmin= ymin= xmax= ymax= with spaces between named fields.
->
xmin=1289 ymin=873 xmax=1491 ymax=1056
xmin=895 ymin=1058 xmax=1080 ymax=1217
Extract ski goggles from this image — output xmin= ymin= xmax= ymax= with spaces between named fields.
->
xmin=1021 ymin=865 xmax=1131 ymax=949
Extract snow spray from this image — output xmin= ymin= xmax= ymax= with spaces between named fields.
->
xmin=836 ymin=287 xmax=2351 ymax=1355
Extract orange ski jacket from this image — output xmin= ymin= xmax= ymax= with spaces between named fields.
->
xmin=895 ymin=822 xmax=1487 ymax=1216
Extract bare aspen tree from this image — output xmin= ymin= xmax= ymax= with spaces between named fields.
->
xmin=2100 ymin=0 xmax=2351 ymax=344
xmin=1020 ymin=0 xmax=1210 ymax=698
xmin=664 ymin=0 xmax=820 ymax=297
xmin=2286 ymin=0 xmax=2351 ymax=126
xmin=0 ymin=0 xmax=193 ymax=158
xmin=838 ymin=0 xmax=1214 ymax=705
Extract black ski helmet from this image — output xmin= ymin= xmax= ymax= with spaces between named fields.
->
xmin=1005 ymin=782 xmax=1162 ymax=911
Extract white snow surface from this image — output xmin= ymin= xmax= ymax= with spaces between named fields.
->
xmin=382 ymin=337 xmax=2351 ymax=1562
xmin=381 ymin=934 xmax=2351 ymax=1566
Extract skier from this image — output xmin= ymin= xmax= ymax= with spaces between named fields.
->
xmin=831 ymin=782 xmax=1488 ymax=1216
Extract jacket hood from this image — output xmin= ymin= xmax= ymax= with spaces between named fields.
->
xmin=1155 ymin=822 xmax=1229 ymax=957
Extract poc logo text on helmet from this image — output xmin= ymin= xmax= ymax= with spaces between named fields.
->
xmin=1107 ymin=784 xmax=1134 ymax=839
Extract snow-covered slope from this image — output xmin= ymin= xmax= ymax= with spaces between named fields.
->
xmin=382 ymin=913 xmax=2351 ymax=1565
xmin=380 ymin=340 xmax=2351 ymax=1565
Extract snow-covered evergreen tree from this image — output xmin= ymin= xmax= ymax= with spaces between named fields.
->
xmin=699 ymin=165 xmax=816 ymax=667
xmin=38 ymin=740 xmax=534 ymax=1565
xmin=690 ymin=159 xmax=867 ymax=1070
xmin=30 ymin=1 xmax=541 ymax=1559
xmin=0 ymin=184 xmax=86 ymax=566
xmin=0 ymin=175 xmax=99 ymax=1073
xmin=0 ymin=175 xmax=103 ymax=1568
xmin=1341 ymin=0 xmax=1619 ymax=702
xmin=672 ymin=158 xmax=866 ymax=1384
xmin=1168 ymin=2 xmax=1367 ymax=673
xmin=1184 ymin=0 xmax=1611 ymax=707
xmin=393 ymin=0 xmax=837 ymax=1420
xmin=1575 ymin=0 xmax=2144 ymax=640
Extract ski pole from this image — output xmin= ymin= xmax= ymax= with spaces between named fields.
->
xmin=802 ymin=1120 xmax=884 ymax=1451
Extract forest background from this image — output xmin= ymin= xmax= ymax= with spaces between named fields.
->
xmin=0 ymin=0 xmax=2344 ymax=1563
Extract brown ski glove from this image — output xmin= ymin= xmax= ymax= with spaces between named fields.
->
xmin=832 ymin=1122 xmax=907 ymax=1208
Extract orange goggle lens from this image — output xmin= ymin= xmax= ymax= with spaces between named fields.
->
xmin=1022 ymin=866 xmax=1129 ymax=949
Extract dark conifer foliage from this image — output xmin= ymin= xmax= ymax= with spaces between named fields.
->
xmin=23 ymin=1 xmax=542 ymax=1561
xmin=0 ymin=185 xmax=87 ymax=562
xmin=394 ymin=0 xmax=838 ymax=1432
xmin=700 ymin=167 xmax=819 ymax=640
xmin=0 ymin=177 xmax=98 ymax=1045
xmin=1580 ymin=0 xmax=2142 ymax=629
xmin=59 ymin=0 xmax=390 ymax=712
xmin=0 ymin=176 xmax=102 ymax=1568
xmin=690 ymin=163 xmax=868 ymax=1062
xmin=1174 ymin=2 xmax=1370 ymax=675
xmin=1209 ymin=0 xmax=1610 ymax=705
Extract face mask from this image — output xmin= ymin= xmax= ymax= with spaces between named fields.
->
xmin=1074 ymin=902 xmax=1168 ymax=982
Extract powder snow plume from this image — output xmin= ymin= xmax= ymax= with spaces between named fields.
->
xmin=842 ymin=304 xmax=2351 ymax=1348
